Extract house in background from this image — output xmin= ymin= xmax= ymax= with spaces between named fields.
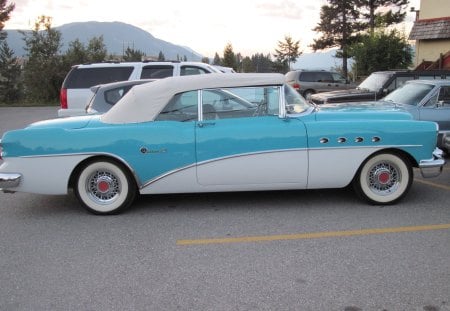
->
xmin=409 ymin=0 xmax=450 ymax=70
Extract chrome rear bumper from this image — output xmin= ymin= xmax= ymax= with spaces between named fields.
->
xmin=0 ymin=173 xmax=21 ymax=191
xmin=419 ymin=148 xmax=445 ymax=178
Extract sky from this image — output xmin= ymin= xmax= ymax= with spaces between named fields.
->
xmin=4 ymin=0 xmax=420 ymax=57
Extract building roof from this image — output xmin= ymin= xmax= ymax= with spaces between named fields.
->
xmin=102 ymin=73 xmax=285 ymax=124
xmin=409 ymin=17 xmax=450 ymax=40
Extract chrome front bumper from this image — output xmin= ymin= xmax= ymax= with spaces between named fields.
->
xmin=0 ymin=173 xmax=22 ymax=191
xmin=419 ymin=148 xmax=445 ymax=178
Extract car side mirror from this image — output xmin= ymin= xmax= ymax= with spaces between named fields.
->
xmin=437 ymin=100 xmax=444 ymax=108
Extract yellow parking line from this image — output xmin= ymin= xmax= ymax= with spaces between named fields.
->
xmin=176 ymin=223 xmax=450 ymax=246
xmin=414 ymin=178 xmax=450 ymax=191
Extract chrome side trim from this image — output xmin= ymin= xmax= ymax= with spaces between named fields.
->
xmin=140 ymin=148 xmax=306 ymax=189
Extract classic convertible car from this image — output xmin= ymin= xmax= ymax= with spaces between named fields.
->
xmin=0 ymin=73 xmax=445 ymax=215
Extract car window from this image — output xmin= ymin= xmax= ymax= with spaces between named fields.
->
xmin=358 ymin=73 xmax=391 ymax=92
xmin=331 ymin=72 xmax=346 ymax=83
xmin=155 ymin=91 xmax=199 ymax=122
xmin=300 ymin=72 xmax=315 ymax=82
xmin=384 ymin=82 xmax=434 ymax=106
xmin=104 ymin=85 xmax=134 ymax=105
xmin=316 ymin=72 xmax=332 ymax=82
xmin=284 ymin=84 xmax=310 ymax=114
xmin=141 ymin=65 xmax=174 ymax=79
xmin=63 ymin=67 xmax=134 ymax=88
xmin=438 ymin=86 xmax=450 ymax=106
xmin=180 ymin=66 xmax=211 ymax=76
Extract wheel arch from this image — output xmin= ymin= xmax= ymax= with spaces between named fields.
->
xmin=68 ymin=154 xmax=139 ymax=190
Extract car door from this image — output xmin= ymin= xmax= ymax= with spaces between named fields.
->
xmin=419 ymin=86 xmax=450 ymax=132
xmin=195 ymin=86 xmax=309 ymax=188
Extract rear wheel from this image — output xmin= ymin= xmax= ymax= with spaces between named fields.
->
xmin=353 ymin=153 xmax=412 ymax=205
xmin=74 ymin=160 xmax=136 ymax=215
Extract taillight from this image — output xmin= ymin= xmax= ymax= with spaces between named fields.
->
xmin=60 ymin=88 xmax=68 ymax=109
xmin=292 ymin=83 xmax=300 ymax=90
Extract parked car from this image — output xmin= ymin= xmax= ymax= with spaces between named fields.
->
xmin=310 ymin=70 xmax=450 ymax=105
xmin=59 ymin=61 xmax=222 ymax=117
xmin=380 ymin=79 xmax=450 ymax=152
xmin=85 ymin=79 xmax=155 ymax=115
xmin=0 ymin=73 xmax=444 ymax=215
xmin=285 ymin=69 xmax=355 ymax=99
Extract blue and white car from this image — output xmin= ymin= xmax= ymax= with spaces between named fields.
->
xmin=0 ymin=74 xmax=445 ymax=215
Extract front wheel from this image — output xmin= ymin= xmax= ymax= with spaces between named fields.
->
xmin=74 ymin=160 xmax=137 ymax=215
xmin=353 ymin=153 xmax=412 ymax=205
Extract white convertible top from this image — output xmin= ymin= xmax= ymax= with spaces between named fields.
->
xmin=101 ymin=73 xmax=285 ymax=124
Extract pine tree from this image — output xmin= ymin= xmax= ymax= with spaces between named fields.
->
xmin=222 ymin=43 xmax=236 ymax=70
xmin=0 ymin=0 xmax=15 ymax=40
xmin=312 ymin=0 xmax=365 ymax=78
xmin=0 ymin=40 xmax=21 ymax=103
xmin=21 ymin=16 xmax=64 ymax=103
xmin=360 ymin=0 xmax=409 ymax=33
xmin=158 ymin=51 xmax=165 ymax=61
xmin=273 ymin=35 xmax=302 ymax=72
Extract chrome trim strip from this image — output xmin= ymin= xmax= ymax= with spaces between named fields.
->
xmin=140 ymin=148 xmax=306 ymax=189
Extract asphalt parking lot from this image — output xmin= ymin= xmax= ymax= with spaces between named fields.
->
xmin=0 ymin=107 xmax=449 ymax=311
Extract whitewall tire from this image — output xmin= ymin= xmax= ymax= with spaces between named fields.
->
xmin=74 ymin=160 xmax=136 ymax=215
xmin=353 ymin=153 xmax=412 ymax=205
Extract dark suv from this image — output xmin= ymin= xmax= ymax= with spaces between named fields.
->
xmin=285 ymin=70 xmax=354 ymax=99
xmin=310 ymin=70 xmax=450 ymax=105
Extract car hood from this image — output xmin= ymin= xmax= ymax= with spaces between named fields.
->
xmin=314 ymin=101 xmax=412 ymax=121
xmin=312 ymin=88 xmax=374 ymax=100
xmin=25 ymin=116 xmax=97 ymax=130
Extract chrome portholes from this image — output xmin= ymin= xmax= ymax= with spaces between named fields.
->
xmin=318 ymin=136 xmax=381 ymax=145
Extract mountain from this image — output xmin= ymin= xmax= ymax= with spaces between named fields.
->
xmin=4 ymin=21 xmax=343 ymax=69
xmin=293 ymin=49 xmax=352 ymax=71
xmin=4 ymin=21 xmax=203 ymax=61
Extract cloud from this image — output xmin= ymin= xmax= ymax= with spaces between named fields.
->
xmin=256 ymin=0 xmax=303 ymax=19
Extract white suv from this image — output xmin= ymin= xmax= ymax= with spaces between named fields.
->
xmin=59 ymin=61 xmax=222 ymax=117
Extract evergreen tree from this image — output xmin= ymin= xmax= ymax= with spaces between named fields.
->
xmin=274 ymin=35 xmax=302 ymax=71
xmin=312 ymin=0 xmax=365 ymax=78
xmin=251 ymin=53 xmax=273 ymax=73
xmin=360 ymin=0 xmax=409 ymax=33
xmin=86 ymin=36 xmax=107 ymax=62
xmin=222 ymin=43 xmax=237 ymax=70
xmin=201 ymin=57 xmax=210 ymax=64
xmin=21 ymin=16 xmax=64 ymax=103
xmin=123 ymin=47 xmax=144 ymax=61
xmin=64 ymin=39 xmax=87 ymax=66
xmin=241 ymin=56 xmax=254 ymax=73
xmin=0 ymin=0 xmax=15 ymax=40
xmin=0 ymin=40 xmax=21 ymax=103
xmin=213 ymin=52 xmax=221 ymax=65
xmin=158 ymin=51 xmax=165 ymax=61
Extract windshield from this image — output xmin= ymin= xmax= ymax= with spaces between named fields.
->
xmin=284 ymin=84 xmax=311 ymax=114
xmin=383 ymin=82 xmax=434 ymax=106
xmin=358 ymin=73 xmax=391 ymax=92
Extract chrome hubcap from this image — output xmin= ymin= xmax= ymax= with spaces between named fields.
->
xmin=368 ymin=162 xmax=400 ymax=195
xmin=87 ymin=170 xmax=121 ymax=204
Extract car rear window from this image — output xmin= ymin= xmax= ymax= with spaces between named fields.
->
xmin=63 ymin=67 xmax=134 ymax=88
xmin=141 ymin=65 xmax=174 ymax=78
